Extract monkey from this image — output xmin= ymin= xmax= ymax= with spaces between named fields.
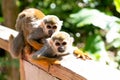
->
xmin=9 ymin=8 xmax=63 ymax=58
xmin=32 ymin=31 xmax=92 ymax=61
xmin=32 ymin=31 xmax=73 ymax=59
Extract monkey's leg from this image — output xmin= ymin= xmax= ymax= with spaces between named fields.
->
xmin=9 ymin=32 xmax=24 ymax=58
xmin=27 ymin=39 xmax=43 ymax=50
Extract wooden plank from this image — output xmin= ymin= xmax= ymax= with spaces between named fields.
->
xmin=23 ymin=60 xmax=59 ymax=80
xmin=24 ymin=54 xmax=86 ymax=80
xmin=20 ymin=59 xmax=26 ymax=80
xmin=0 ymin=25 xmax=18 ymax=51
xmin=0 ymin=25 xmax=120 ymax=80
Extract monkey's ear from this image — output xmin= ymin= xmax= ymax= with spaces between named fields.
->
xmin=70 ymin=37 xmax=74 ymax=43
xmin=59 ymin=21 xmax=63 ymax=27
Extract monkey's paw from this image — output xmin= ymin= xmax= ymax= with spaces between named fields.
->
xmin=73 ymin=49 xmax=92 ymax=60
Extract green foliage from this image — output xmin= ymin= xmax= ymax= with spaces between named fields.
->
xmin=115 ymin=51 xmax=120 ymax=69
xmin=70 ymin=8 xmax=120 ymax=68
xmin=70 ymin=8 xmax=120 ymax=30
xmin=0 ymin=54 xmax=19 ymax=80
xmin=70 ymin=8 xmax=120 ymax=49
xmin=114 ymin=0 xmax=120 ymax=13
xmin=0 ymin=17 xmax=4 ymax=23
xmin=84 ymin=34 xmax=105 ymax=54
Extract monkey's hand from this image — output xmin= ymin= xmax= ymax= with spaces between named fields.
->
xmin=73 ymin=49 xmax=92 ymax=60
xmin=32 ymin=54 xmax=60 ymax=64
xmin=32 ymin=46 xmax=61 ymax=64
xmin=32 ymin=46 xmax=48 ymax=59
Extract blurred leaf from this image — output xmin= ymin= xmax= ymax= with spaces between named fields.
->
xmin=106 ymin=23 xmax=120 ymax=43
xmin=84 ymin=34 xmax=105 ymax=54
xmin=0 ymin=17 xmax=4 ymax=22
xmin=94 ymin=53 xmax=101 ymax=61
xmin=114 ymin=0 xmax=120 ymax=13
xmin=111 ymin=38 xmax=120 ymax=48
xmin=70 ymin=8 xmax=120 ymax=30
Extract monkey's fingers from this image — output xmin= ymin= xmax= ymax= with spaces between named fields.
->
xmin=76 ymin=54 xmax=92 ymax=60
xmin=85 ymin=55 xmax=92 ymax=60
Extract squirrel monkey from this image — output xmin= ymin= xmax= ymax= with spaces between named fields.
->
xmin=9 ymin=8 xmax=63 ymax=58
xmin=32 ymin=31 xmax=92 ymax=60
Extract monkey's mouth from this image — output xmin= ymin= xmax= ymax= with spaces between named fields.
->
xmin=48 ymin=30 xmax=54 ymax=36
xmin=58 ymin=47 xmax=65 ymax=53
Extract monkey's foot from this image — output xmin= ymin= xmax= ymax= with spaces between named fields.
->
xmin=24 ymin=45 xmax=32 ymax=55
xmin=74 ymin=49 xmax=92 ymax=60
xmin=52 ymin=60 xmax=61 ymax=64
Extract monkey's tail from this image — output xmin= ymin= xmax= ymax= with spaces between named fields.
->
xmin=9 ymin=34 xmax=18 ymax=58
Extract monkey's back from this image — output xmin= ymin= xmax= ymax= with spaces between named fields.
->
xmin=15 ymin=8 xmax=45 ymax=31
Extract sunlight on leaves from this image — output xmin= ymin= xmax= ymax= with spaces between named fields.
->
xmin=114 ymin=0 xmax=120 ymax=13
xmin=84 ymin=34 xmax=106 ymax=54
xmin=70 ymin=8 xmax=120 ymax=31
xmin=106 ymin=23 xmax=120 ymax=43
xmin=70 ymin=8 xmax=120 ymax=45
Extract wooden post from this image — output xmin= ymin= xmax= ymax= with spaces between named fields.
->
xmin=0 ymin=25 xmax=120 ymax=80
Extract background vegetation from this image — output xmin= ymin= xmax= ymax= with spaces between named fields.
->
xmin=0 ymin=0 xmax=120 ymax=80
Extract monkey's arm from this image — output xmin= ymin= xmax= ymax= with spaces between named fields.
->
xmin=32 ymin=44 xmax=60 ymax=64
xmin=27 ymin=28 xmax=45 ymax=50
xmin=9 ymin=32 xmax=25 ymax=58
xmin=32 ymin=45 xmax=48 ymax=59
xmin=73 ymin=48 xmax=92 ymax=60
xmin=27 ymin=38 xmax=43 ymax=50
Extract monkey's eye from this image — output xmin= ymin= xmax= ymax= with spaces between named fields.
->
xmin=62 ymin=42 xmax=67 ymax=46
xmin=53 ymin=26 xmax=57 ymax=29
xmin=47 ymin=25 xmax=51 ymax=29
xmin=55 ymin=42 xmax=60 ymax=46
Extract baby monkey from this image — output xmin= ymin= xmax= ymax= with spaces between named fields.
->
xmin=9 ymin=8 xmax=63 ymax=58
xmin=32 ymin=31 xmax=92 ymax=60
xmin=32 ymin=31 xmax=73 ymax=59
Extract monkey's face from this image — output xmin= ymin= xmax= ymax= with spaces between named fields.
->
xmin=53 ymin=40 xmax=68 ymax=53
xmin=50 ymin=31 xmax=74 ymax=56
xmin=45 ymin=23 xmax=58 ymax=37
xmin=42 ymin=15 xmax=62 ymax=37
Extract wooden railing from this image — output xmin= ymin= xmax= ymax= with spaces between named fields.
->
xmin=0 ymin=25 xmax=120 ymax=80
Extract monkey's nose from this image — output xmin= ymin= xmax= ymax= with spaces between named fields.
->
xmin=48 ymin=30 xmax=54 ymax=36
xmin=58 ymin=47 xmax=65 ymax=52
